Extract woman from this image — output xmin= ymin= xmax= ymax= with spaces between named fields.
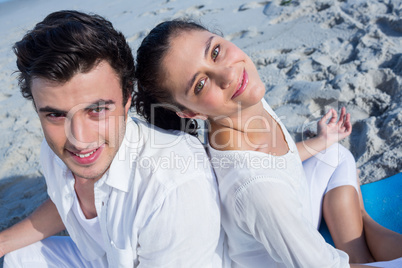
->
xmin=133 ymin=20 xmax=402 ymax=267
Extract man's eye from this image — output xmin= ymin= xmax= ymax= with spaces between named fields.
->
xmin=47 ymin=113 xmax=65 ymax=118
xmin=195 ymin=79 xmax=206 ymax=95
xmin=91 ymin=107 xmax=105 ymax=113
xmin=89 ymin=107 xmax=109 ymax=117
xmin=212 ymin=45 xmax=220 ymax=61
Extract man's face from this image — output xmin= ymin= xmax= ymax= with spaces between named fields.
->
xmin=32 ymin=61 xmax=131 ymax=181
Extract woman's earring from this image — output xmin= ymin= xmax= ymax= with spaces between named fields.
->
xmin=193 ymin=114 xmax=208 ymax=121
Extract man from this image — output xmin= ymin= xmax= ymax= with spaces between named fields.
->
xmin=0 ymin=10 xmax=222 ymax=267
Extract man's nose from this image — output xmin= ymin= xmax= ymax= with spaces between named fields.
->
xmin=66 ymin=114 xmax=95 ymax=150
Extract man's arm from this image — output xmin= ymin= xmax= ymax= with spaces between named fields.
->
xmin=297 ymin=107 xmax=352 ymax=161
xmin=0 ymin=198 xmax=65 ymax=257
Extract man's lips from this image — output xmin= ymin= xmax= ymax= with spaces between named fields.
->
xmin=73 ymin=149 xmax=97 ymax=158
xmin=68 ymin=145 xmax=104 ymax=165
xmin=232 ymin=69 xmax=248 ymax=99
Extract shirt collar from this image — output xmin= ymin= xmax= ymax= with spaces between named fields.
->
xmin=103 ymin=117 xmax=141 ymax=192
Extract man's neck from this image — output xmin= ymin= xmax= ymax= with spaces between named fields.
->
xmin=74 ymin=176 xmax=97 ymax=219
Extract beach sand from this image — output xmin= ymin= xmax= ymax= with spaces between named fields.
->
xmin=0 ymin=0 xmax=401 ymax=265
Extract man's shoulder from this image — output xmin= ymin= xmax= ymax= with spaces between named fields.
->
xmin=127 ymin=117 xmax=213 ymax=185
xmin=128 ymin=117 xmax=206 ymax=156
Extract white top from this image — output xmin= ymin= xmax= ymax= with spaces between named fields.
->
xmin=72 ymin=191 xmax=105 ymax=251
xmin=41 ymin=117 xmax=224 ymax=267
xmin=208 ymin=99 xmax=349 ymax=268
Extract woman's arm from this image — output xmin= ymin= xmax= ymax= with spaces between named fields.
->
xmin=297 ymin=107 xmax=352 ymax=161
xmin=0 ymin=198 xmax=65 ymax=257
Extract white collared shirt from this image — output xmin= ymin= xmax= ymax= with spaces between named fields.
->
xmin=208 ymin=99 xmax=349 ymax=268
xmin=41 ymin=117 xmax=223 ymax=267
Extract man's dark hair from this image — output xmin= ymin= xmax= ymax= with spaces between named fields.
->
xmin=14 ymin=10 xmax=135 ymax=105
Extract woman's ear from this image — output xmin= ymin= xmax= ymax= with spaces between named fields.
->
xmin=176 ymin=110 xmax=207 ymax=121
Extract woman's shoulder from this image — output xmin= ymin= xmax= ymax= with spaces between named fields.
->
xmin=209 ymin=131 xmax=248 ymax=152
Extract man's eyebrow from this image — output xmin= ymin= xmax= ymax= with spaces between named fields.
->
xmin=185 ymin=36 xmax=215 ymax=96
xmin=85 ymin=99 xmax=115 ymax=109
xmin=38 ymin=99 xmax=115 ymax=113
xmin=38 ymin=107 xmax=67 ymax=114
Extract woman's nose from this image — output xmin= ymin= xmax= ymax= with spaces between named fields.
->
xmin=215 ymin=66 xmax=235 ymax=89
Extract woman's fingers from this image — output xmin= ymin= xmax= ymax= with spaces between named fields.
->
xmin=319 ymin=109 xmax=333 ymax=124
xmin=318 ymin=107 xmax=352 ymax=135
xmin=329 ymin=108 xmax=338 ymax=124
xmin=319 ymin=108 xmax=337 ymax=125
xmin=344 ymin=113 xmax=352 ymax=133
xmin=337 ymin=107 xmax=346 ymax=126
xmin=339 ymin=108 xmax=352 ymax=134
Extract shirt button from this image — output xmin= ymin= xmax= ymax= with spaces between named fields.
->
xmin=102 ymin=201 xmax=105 ymax=206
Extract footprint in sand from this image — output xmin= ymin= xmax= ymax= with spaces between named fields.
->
xmin=369 ymin=69 xmax=400 ymax=97
xmin=173 ymin=5 xmax=223 ymax=18
xmin=237 ymin=1 xmax=269 ymax=12
xmin=225 ymin=28 xmax=263 ymax=41
xmin=262 ymin=1 xmax=304 ymax=24
xmin=315 ymin=2 xmax=331 ymax=12
xmin=380 ymin=53 xmax=402 ymax=76
xmin=126 ymin=31 xmax=148 ymax=43
xmin=139 ymin=7 xmax=173 ymax=17
xmin=0 ymin=92 xmax=12 ymax=102
xmin=376 ymin=17 xmax=402 ymax=37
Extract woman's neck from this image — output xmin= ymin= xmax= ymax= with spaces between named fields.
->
xmin=208 ymin=100 xmax=271 ymax=150
xmin=213 ymin=101 xmax=266 ymax=130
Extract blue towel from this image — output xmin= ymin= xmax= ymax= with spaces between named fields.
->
xmin=319 ymin=173 xmax=402 ymax=246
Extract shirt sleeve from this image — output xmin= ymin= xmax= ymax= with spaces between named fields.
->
xmin=137 ymin=177 xmax=221 ymax=268
xmin=233 ymin=177 xmax=350 ymax=268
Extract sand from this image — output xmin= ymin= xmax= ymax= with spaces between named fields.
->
xmin=0 ymin=0 xmax=401 ymax=264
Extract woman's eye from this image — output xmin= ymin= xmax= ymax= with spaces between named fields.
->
xmin=212 ymin=45 xmax=220 ymax=61
xmin=195 ymin=79 xmax=206 ymax=95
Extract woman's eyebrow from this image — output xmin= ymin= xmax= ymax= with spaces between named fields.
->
xmin=185 ymin=72 xmax=200 ymax=96
xmin=185 ymin=35 xmax=215 ymax=96
xmin=204 ymin=36 xmax=215 ymax=58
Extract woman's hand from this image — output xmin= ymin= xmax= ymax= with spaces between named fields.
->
xmin=297 ymin=107 xmax=352 ymax=162
xmin=316 ymin=107 xmax=352 ymax=145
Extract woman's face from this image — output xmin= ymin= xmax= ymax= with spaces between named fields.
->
xmin=161 ymin=30 xmax=265 ymax=121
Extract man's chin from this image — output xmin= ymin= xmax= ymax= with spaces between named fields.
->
xmin=61 ymin=151 xmax=113 ymax=181
xmin=68 ymin=164 xmax=107 ymax=181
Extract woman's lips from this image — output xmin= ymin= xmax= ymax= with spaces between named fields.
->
xmin=232 ymin=69 xmax=248 ymax=99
